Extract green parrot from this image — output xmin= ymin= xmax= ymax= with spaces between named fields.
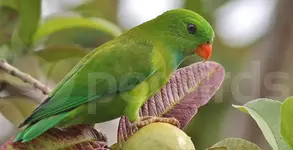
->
xmin=15 ymin=9 xmax=214 ymax=142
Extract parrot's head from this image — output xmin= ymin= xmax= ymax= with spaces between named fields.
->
xmin=153 ymin=9 xmax=215 ymax=61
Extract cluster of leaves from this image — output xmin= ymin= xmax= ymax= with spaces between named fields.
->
xmin=233 ymin=97 xmax=293 ymax=150
xmin=0 ymin=0 xmax=121 ymax=142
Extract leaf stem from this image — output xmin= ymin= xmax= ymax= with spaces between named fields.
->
xmin=0 ymin=58 xmax=51 ymax=95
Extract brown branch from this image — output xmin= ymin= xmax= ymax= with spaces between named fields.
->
xmin=0 ymin=58 xmax=51 ymax=95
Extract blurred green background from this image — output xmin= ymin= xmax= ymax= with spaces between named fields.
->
xmin=0 ymin=0 xmax=293 ymax=149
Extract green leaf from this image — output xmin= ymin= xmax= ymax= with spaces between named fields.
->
xmin=0 ymin=45 xmax=14 ymax=61
xmin=281 ymin=96 xmax=293 ymax=149
xmin=207 ymin=146 xmax=231 ymax=150
xmin=35 ymin=45 xmax=88 ymax=62
xmin=43 ymin=27 xmax=115 ymax=49
xmin=73 ymin=0 xmax=118 ymax=23
xmin=233 ymin=99 xmax=290 ymax=150
xmin=0 ymin=6 xmax=19 ymax=46
xmin=0 ymin=0 xmax=17 ymax=10
xmin=0 ymin=96 xmax=37 ymax=126
xmin=1 ymin=125 xmax=109 ymax=150
xmin=11 ymin=0 xmax=41 ymax=54
xmin=209 ymin=138 xmax=261 ymax=150
xmin=9 ymin=55 xmax=41 ymax=79
xmin=33 ymin=16 xmax=121 ymax=45
xmin=35 ymin=45 xmax=88 ymax=82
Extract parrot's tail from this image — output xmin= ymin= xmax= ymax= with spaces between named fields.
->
xmin=14 ymin=112 xmax=67 ymax=143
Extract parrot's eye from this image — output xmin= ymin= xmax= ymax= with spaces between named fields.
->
xmin=187 ymin=24 xmax=197 ymax=34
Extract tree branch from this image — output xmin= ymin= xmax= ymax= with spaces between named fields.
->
xmin=0 ymin=58 xmax=51 ymax=95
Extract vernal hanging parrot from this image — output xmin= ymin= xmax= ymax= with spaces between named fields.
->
xmin=15 ymin=9 xmax=214 ymax=142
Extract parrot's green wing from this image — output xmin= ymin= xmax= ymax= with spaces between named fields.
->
xmin=20 ymin=40 xmax=156 ymax=127
xmin=48 ymin=48 xmax=98 ymax=98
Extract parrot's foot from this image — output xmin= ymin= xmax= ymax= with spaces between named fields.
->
xmin=131 ymin=116 xmax=180 ymax=133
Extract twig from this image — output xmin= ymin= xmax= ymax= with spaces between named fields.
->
xmin=0 ymin=58 xmax=51 ymax=95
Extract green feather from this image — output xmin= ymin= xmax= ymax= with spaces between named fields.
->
xmin=18 ymin=113 xmax=67 ymax=142
xmin=20 ymin=41 xmax=156 ymax=126
xmin=14 ymin=126 xmax=32 ymax=142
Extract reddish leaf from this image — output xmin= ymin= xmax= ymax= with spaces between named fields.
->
xmin=118 ymin=61 xmax=225 ymax=142
xmin=0 ymin=125 xmax=110 ymax=150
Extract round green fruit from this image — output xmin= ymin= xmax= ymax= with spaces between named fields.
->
xmin=122 ymin=122 xmax=195 ymax=150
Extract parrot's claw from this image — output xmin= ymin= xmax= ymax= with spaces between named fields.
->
xmin=131 ymin=116 xmax=180 ymax=133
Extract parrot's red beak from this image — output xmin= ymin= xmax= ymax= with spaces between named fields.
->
xmin=195 ymin=43 xmax=212 ymax=62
